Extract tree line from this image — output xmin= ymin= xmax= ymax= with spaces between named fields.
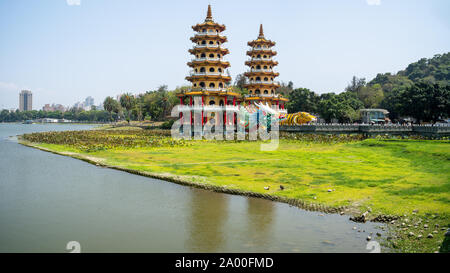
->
xmin=2 ymin=53 xmax=449 ymax=124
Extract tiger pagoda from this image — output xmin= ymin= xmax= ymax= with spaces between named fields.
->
xmin=244 ymin=24 xmax=288 ymax=112
xmin=177 ymin=5 xmax=240 ymax=126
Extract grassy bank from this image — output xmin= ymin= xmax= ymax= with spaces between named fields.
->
xmin=20 ymin=129 xmax=450 ymax=252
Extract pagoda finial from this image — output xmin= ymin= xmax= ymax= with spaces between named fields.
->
xmin=205 ymin=4 xmax=213 ymax=21
xmin=258 ymin=24 xmax=264 ymax=38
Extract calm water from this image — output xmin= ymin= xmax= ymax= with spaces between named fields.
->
xmin=0 ymin=123 xmax=385 ymax=252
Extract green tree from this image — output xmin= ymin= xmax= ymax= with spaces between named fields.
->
xmin=103 ymin=96 xmax=120 ymax=121
xmin=120 ymin=93 xmax=136 ymax=123
xmin=286 ymin=88 xmax=320 ymax=113
xmin=396 ymin=82 xmax=450 ymax=123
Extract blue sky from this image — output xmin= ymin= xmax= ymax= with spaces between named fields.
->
xmin=0 ymin=0 xmax=449 ymax=110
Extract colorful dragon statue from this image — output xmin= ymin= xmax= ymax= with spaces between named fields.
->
xmin=238 ymin=102 xmax=316 ymax=129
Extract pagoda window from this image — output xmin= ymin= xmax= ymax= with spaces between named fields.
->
xmin=193 ymin=83 xmax=197 ymax=87
xmin=209 ymin=100 xmax=215 ymax=105
xmin=202 ymin=29 xmax=206 ymax=33
xmin=195 ymin=68 xmax=198 ymax=72
xmin=264 ymin=77 xmax=268 ymax=81
xmin=218 ymin=68 xmax=222 ymax=72
xmin=249 ymin=90 xmax=253 ymax=94
xmin=219 ymin=100 xmax=224 ymax=106
xmin=256 ymin=65 xmax=261 ymax=69
xmin=256 ymin=77 xmax=261 ymax=81
xmin=271 ymin=90 xmax=274 ymax=94
xmin=263 ymin=66 xmax=268 ymax=69
xmin=263 ymin=55 xmax=267 ymax=58
xmin=201 ymin=40 xmax=206 ymax=45
xmin=264 ymin=90 xmax=269 ymax=94
xmin=257 ymin=54 xmax=261 ymax=58
xmin=209 ymin=53 xmax=214 ymax=58
xmin=200 ymin=82 xmax=205 ymax=88
xmin=209 ymin=83 xmax=215 ymax=88
xmin=217 ymin=54 xmax=221 ymax=58
xmin=209 ymin=41 xmax=214 ymax=45
xmin=219 ymin=83 xmax=223 ymax=88
xmin=271 ymin=77 xmax=273 ymax=81
xmin=255 ymin=89 xmax=261 ymax=94
xmin=209 ymin=67 xmax=215 ymax=72
xmin=250 ymin=78 xmax=254 ymax=81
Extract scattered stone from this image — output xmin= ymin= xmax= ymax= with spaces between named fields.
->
xmin=427 ymin=234 xmax=434 ymax=239
xmin=366 ymin=236 xmax=371 ymax=241
xmin=313 ymin=196 xmax=317 ymax=200
xmin=279 ymin=185 xmax=284 ymax=190
xmin=408 ymin=232 xmax=415 ymax=237
xmin=435 ymin=224 xmax=439 ymax=228
xmin=327 ymin=189 xmax=332 ymax=192
xmin=319 ymin=214 xmax=324 ymax=217
xmin=264 ymin=186 xmax=270 ymax=190
xmin=376 ymin=232 xmax=382 ymax=237
xmin=390 ymin=220 xmax=395 ymax=224
xmin=413 ymin=209 xmax=419 ymax=213
xmin=433 ymin=230 xmax=438 ymax=234
xmin=402 ymin=222 xmax=406 ymax=227
xmin=340 ymin=211 xmax=344 ymax=215
xmin=424 ymin=224 xmax=429 ymax=228
xmin=353 ymin=227 xmax=357 ymax=230
xmin=417 ymin=234 xmax=423 ymax=239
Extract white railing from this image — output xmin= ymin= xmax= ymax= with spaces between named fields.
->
xmin=191 ymin=58 xmax=222 ymax=62
xmin=203 ymin=88 xmax=227 ymax=92
xmin=247 ymin=80 xmax=280 ymax=85
xmin=196 ymin=32 xmax=218 ymax=36
xmin=194 ymin=44 xmax=221 ymax=49
xmin=247 ymin=58 xmax=272 ymax=61
xmin=252 ymin=47 xmax=271 ymax=51
xmin=246 ymin=69 xmax=273 ymax=73
xmin=245 ymin=93 xmax=279 ymax=98
xmin=189 ymin=71 xmax=228 ymax=76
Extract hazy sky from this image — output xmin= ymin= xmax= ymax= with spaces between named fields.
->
xmin=1 ymin=0 xmax=449 ymax=110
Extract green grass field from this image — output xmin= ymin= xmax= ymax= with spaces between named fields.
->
xmin=21 ymin=130 xmax=450 ymax=252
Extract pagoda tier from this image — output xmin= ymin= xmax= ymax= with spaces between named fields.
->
xmin=243 ymin=24 xmax=288 ymax=109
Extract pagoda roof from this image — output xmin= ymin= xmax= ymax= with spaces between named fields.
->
xmin=190 ymin=34 xmax=227 ymax=43
xmin=192 ymin=5 xmax=226 ymax=32
xmin=247 ymin=24 xmax=276 ymax=47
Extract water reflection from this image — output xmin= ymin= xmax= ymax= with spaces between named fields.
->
xmin=186 ymin=189 xmax=229 ymax=252
xmin=244 ymin=198 xmax=275 ymax=249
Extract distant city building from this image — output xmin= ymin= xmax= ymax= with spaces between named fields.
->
xmin=19 ymin=90 xmax=32 ymax=111
xmin=84 ymin=96 xmax=94 ymax=108
xmin=43 ymin=103 xmax=67 ymax=112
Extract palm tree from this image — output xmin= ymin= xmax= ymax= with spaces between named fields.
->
xmin=103 ymin=96 xmax=119 ymax=122
xmin=120 ymin=93 xmax=136 ymax=123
